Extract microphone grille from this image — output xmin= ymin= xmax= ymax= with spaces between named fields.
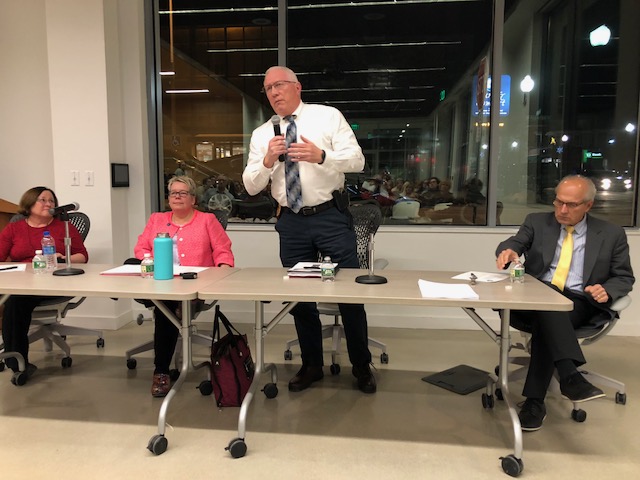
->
xmin=270 ymin=115 xmax=281 ymax=125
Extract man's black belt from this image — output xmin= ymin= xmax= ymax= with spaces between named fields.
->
xmin=281 ymin=200 xmax=334 ymax=216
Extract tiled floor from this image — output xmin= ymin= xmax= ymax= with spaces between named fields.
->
xmin=1 ymin=320 xmax=638 ymax=479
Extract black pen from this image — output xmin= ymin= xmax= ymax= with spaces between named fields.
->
xmin=0 ymin=266 xmax=18 ymax=271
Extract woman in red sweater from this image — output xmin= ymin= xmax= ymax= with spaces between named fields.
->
xmin=0 ymin=186 xmax=88 ymax=378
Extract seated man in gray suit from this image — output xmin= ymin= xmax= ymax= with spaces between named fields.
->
xmin=495 ymin=175 xmax=634 ymax=431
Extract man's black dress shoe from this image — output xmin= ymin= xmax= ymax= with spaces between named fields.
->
xmin=518 ymin=398 xmax=546 ymax=431
xmin=288 ymin=365 xmax=324 ymax=392
xmin=560 ymin=372 xmax=605 ymax=402
xmin=352 ymin=364 xmax=376 ymax=394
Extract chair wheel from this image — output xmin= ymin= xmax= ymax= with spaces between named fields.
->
xmin=136 ymin=314 xmax=145 ymax=325
xmin=284 ymin=349 xmax=293 ymax=361
xmin=495 ymin=388 xmax=504 ymax=401
xmin=198 ymin=380 xmax=213 ymax=396
xmin=127 ymin=358 xmax=137 ymax=370
xmin=97 ymin=338 xmax=105 ymax=348
xmin=501 ymin=454 xmax=524 ymax=477
xmin=571 ymin=409 xmax=587 ymax=422
xmin=262 ymin=383 xmax=278 ymax=399
xmin=615 ymin=392 xmax=627 ymax=405
xmin=481 ymin=393 xmax=495 ymax=409
xmin=0 ymin=361 xmax=5 ymax=372
xmin=11 ymin=371 xmax=28 ymax=386
xmin=330 ymin=363 xmax=341 ymax=375
xmin=61 ymin=357 xmax=72 ymax=368
xmin=226 ymin=437 xmax=247 ymax=458
xmin=380 ymin=352 xmax=389 ymax=364
xmin=147 ymin=434 xmax=168 ymax=455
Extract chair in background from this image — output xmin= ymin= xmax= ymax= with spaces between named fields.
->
xmin=0 ymin=212 xmax=103 ymax=369
xmin=391 ymin=200 xmax=420 ymax=219
xmin=283 ymin=202 xmax=389 ymax=374
xmin=483 ymin=295 xmax=631 ymax=422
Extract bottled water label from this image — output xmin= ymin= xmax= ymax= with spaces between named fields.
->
xmin=42 ymin=245 xmax=56 ymax=255
xmin=33 ymin=260 xmax=47 ymax=271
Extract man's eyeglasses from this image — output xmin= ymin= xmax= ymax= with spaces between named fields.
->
xmin=553 ymin=199 xmax=586 ymax=209
xmin=261 ymin=80 xmax=297 ymax=95
xmin=169 ymin=191 xmax=191 ymax=198
xmin=36 ymin=198 xmax=55 ymax=205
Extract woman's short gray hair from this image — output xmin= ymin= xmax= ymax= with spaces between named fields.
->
xmin=168 ymin=175 xmax=196 ymax=195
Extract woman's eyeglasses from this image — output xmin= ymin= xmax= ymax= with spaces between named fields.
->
xmin=36 ymin=198 xmax=56 ymax=205
xmin=169 ymin=191 xmax=191 ymax=198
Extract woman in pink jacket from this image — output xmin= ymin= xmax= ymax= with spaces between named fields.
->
xmin=134 ymin=176 xmax=234 ymax=397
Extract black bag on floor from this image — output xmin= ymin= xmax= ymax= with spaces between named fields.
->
xmin=210 ymin=305 xmax=254 ymax=407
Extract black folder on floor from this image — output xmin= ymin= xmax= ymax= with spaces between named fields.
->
xmin=422 ymin=364 xmax=489 ymax=395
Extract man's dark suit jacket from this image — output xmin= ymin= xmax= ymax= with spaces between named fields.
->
xmin=496 ymin=212 xmax=634 ymax=317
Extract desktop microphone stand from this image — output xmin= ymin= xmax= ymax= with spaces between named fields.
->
xmin=355 ymin=233 xmax=387 ymax=284
xmin=52 ymin=211 xmax=85 ymax=276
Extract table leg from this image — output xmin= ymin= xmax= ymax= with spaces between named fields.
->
xmin=147 ymin=298 xmax=192 ymax=455
xmin=226 ymin=300 xmax=296 ymax=458
xmin=498 ymin=308 xmax=524 ymax=476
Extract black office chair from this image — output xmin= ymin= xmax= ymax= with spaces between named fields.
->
xmin=283 ymin=202 xmax=389 ymax=374
xmin=484 ymin=295 xmax=631 ymax=422
xmin=0 ymin=212 xmax=103 ymax=369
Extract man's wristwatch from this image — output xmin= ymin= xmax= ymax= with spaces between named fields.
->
xmin=319 ymin=150 xmax=326 ymax=164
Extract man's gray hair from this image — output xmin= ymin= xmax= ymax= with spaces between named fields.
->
xmin=555 ymin=174 xmax=597 ymax=201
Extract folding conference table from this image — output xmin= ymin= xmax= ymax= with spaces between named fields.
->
xmin=198 ymin=267 xmax=572 ymax=477
xmin=0 ymin=262 xmax=239 ymax=455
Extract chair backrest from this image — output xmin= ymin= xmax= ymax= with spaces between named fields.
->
xmin=69 ymin=212 xmax=90 ymax=240
xmin=349 ymin=202 xmax=383 ymax=269
xmin=10 ymin=211 xmax=90 ymax=241
xmin=210 ymin=209 xmax=229 ymax=230
xmin=391 ymin=200 xmax=420 ymax=219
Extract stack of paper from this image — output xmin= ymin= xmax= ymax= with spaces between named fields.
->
xmin=287 ymin=261 xmax=337 ymax=278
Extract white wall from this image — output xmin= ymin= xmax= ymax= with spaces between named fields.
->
xmin=2 ymin=1 xmax=639 ymax=337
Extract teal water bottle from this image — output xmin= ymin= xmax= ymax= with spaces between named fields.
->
xmin=153 ymin=232 xmax=173 ymax=280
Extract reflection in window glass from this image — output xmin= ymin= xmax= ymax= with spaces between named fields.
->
xmin=155 ymin=0 xmax=638 ymax=227
xmin=498 ymin=0 xmax=638 ymax=226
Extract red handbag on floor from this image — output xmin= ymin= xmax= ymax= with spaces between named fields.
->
xmin=210 ymin=305 xmax=255 ymax=407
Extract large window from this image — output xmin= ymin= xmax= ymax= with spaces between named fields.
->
xmin=155 ymin=0 xmax=639 ymax=227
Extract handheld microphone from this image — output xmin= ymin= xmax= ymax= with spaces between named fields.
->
xmin=49 ymin=202 xmax=80 ymax=216
xmin=271 ymin=115 xmax=285 ymax=162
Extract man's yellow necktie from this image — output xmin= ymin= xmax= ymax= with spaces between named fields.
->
xmin=551 ymin=226 xmax=574 ymax=291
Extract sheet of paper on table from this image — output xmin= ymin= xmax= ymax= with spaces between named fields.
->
xmin=0 ymin=264 xmax=27 ymax=273
xmin=418 ymin=279 xmax=480 ymax=299
xmin=100 ymin=265 xmax=208 ymax=276
xmin=451 ymin=271 xmax=509 ymax=283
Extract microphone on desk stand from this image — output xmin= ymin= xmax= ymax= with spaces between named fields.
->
xmin=355 ymin=233 xmax=387 ymax=284
xmin=52 ymin=204 xmax=85 ymax=276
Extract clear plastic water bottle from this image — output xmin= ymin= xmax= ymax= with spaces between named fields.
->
xmin=510 ymin=259 xmax=525 ymax=284
xmin=32 ymin=249 xmax=47 ymax=274
xmin=321 ymin=256 xmax=335 ymax=282
xmin=41 ymin=231 xmax=57 ymax=271
xmin=141 ymin=253 xmax=154 ymax=279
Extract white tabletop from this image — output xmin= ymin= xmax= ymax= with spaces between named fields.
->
xmin=198 ymin=268 xmax=573 ymax=311
xmin=0 ymin=263 xmax=239 ymax=301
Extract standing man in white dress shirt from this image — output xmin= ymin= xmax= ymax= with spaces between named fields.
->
xmin=243 ymin=66 xmax=376 ymax=394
